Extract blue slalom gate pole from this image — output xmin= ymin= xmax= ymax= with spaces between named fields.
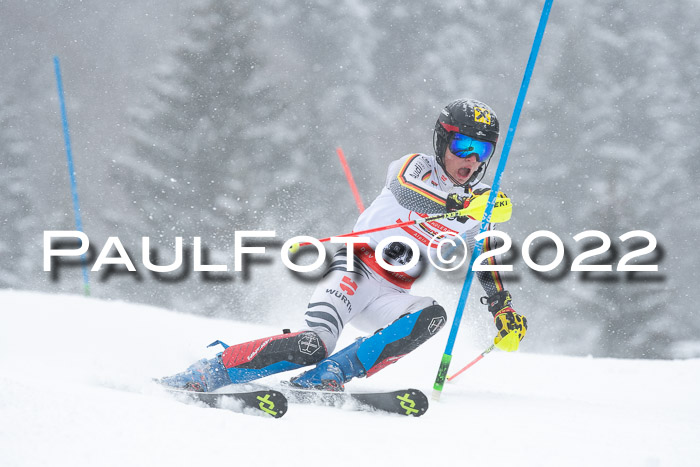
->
xmin=54 ymin=56 xmax=90 ymax=296
xmin=432 ymin=0 xmax=553 ymax=399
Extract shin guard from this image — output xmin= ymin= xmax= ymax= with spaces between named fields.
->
xmin=357 ymin=304 xmax=447 ymax=376
xmin=221 ymin=330 xmax=327 ymax=383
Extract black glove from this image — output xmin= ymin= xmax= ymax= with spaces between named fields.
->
xmin=483 ymin=290 xmax=527 ymax=352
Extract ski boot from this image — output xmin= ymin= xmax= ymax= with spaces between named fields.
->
xmin=290 ymin=304 xmax=446 ymax=391
xmin=159 ymin=356 xmax=231 ymax=392
xmin=289 ymin=338 xmax=365 ymax=391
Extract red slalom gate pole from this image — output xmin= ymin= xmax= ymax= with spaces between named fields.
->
xmin=336 ymin=147 xmax=365 ymax=213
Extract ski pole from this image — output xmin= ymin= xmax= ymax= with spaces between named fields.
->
xmin=447 ymin=344 xmax=496 ymax=382
xmin=336 ymin=147 xmax=365 ymax=213
xmin=289 ymin=192 xmax=512 ymax=252
xmin=432 ymin=0 xmax=554 ymax=401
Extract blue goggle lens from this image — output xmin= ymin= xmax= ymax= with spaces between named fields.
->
xmin=449 ymin=133 xmax=495 ymax=162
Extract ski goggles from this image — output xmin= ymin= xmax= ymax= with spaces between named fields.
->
xmin=449 ymin=133 xmax=495 ymax=162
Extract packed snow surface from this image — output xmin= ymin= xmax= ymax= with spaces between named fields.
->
xmin=1 ymin=290 xmax=698 ymax=467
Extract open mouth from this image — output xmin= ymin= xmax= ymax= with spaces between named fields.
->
xmin=457 ymin=167 xmax=472 ymax=179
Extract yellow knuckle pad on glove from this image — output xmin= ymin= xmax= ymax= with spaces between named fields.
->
xmin=493 ymin=308 xmax=527 ymax=352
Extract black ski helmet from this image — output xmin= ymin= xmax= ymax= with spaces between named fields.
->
xmin=433 ymin=99 xmax=500 ymax=186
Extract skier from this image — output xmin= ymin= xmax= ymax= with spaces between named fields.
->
xmin=160 ymin=98 xmax=527 ymax=392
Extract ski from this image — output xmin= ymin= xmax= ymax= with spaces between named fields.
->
xmin=165 ymin=388 xmax=288 ymax=419
xmin=277 ymin=386 xmax=429 ymax=417
xmin=163 ymin=383 xmax=427 ymax=417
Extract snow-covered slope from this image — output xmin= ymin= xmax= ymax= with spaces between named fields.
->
xmin=1 ymin=290 xmax=698 ymax=467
